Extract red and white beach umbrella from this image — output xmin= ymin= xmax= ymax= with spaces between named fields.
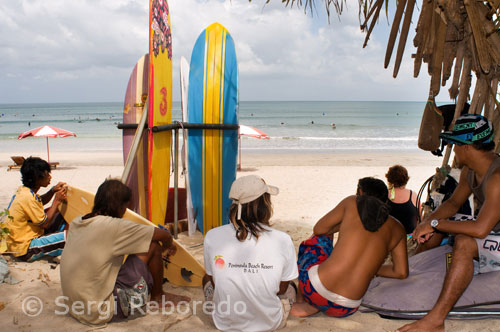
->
xmin=239 ymin=124 xmax=270 ymax=139
xmin=18 ymin=125 xmax=77 ymax=163
xmin=238 ymin=124 xmax=269 ymax=170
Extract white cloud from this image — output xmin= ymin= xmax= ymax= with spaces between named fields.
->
xmin=0 ymin=0 xmax=435 ymax=103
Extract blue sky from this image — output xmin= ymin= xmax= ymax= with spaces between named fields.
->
xmin=0 ymin=0 xmax=450 ymax=103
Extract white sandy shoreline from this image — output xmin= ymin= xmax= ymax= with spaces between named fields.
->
xmin=0 ymin=149 xmax=438 ymax=167
xmin=1 ymin=150 xmax=498 ymax=331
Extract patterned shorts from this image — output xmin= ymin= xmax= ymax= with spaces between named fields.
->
xmin=475 ymin=233 xmax=500 ymax=274
xmin=297 ymin=235 xmax=358 ymax=317
xmin=113 ymin=255 xmax=153 ymax=319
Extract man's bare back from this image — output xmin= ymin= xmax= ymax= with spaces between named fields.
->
xmin=291 ymin=179 xmax=408 ymax=319
xmin=316 ymin=195 xmax=408 ymax=300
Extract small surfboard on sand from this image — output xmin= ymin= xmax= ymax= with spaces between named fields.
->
xmin=122 ymin=54 xmax=149 ymax=217
xmin=180 ymin=56 xmax=196 ymax=236
xmin=361 ymin=245 xmax=500 ymax=319
xmin=59 ymin=186 xmax=205 ymax=287
xmin=188 ymin=23 xmax=239 ymax=235
xmin=147 ymin=0 xmax=172 ymax=225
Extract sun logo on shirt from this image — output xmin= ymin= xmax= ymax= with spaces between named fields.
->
xmin=214 ymin=255 xmax=225 ymax=269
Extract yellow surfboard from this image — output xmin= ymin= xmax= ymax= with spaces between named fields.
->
xmin=59 ymin=186 xmax=205 ymax=287
xmin=148 ymin=0 xmax=172 ymax=225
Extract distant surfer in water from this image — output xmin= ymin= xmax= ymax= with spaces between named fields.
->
xmin=6 ymin=156 xmax=68 ymax=261
xmin=60 ymin=179 xmax=190 ymax=325
xmin=291 ymin=177 xmax=408 ymax=318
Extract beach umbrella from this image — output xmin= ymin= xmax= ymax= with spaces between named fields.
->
xmin=18 ymin=125 xmax=77 ymax=163
xmin=239 ymin=124 xmax=270 ymax=139
xmin=238 ymin=124 xmax=269 ymax=170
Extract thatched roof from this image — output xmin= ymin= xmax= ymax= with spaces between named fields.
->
xmin=252 ymin=0 xmax=500 ymax=154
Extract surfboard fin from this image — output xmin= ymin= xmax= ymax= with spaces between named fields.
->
xmin=181 ymin=268 xmax=193 ymax=282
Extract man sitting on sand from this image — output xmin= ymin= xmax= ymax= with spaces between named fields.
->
xmin=398 ymin=114 xmax=500 ymax=332
xmin=6 ymin=157 xmax=67 ymax=261
xmin=60 ymin=179 xmax=190 ymax=325
xmin=291 ymin=177 xmax=408 ymax=317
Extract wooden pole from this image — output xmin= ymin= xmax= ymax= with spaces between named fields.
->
xmin=173 ymin=128 xmax=179 ymax=239
xmin=238 ymin=134 xmax=241 ymax=171
xmin=121 ymin=105 xmax=148 ymax=183
xmin=46 ymin=137 xmax=50 ymax=164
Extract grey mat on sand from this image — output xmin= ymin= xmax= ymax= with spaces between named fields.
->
xmin=361 ymin=245 xmax=500 ymax=320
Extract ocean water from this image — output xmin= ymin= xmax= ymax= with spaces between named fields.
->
xmin=0 ymin=101 xmax=425 ymax=155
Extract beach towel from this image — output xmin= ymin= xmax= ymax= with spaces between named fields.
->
xmin=360 ymin=245 xmax=500 ymax=319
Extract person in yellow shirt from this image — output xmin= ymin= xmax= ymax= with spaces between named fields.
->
xmin=7 ymin=157 xmax=67 ymax=261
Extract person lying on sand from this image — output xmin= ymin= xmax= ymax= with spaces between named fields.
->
xmin=398 ymin=114 xmax=500 ymax=332
xmin=6 ymin=156 xmax=68 ymax=261
xmin=291 ymin=177 xmax=408 ymax=318
xmin=202 ymin=175 xmax=298 ymax=331
xmin=60 ymin=179 xmax=189 ymax=325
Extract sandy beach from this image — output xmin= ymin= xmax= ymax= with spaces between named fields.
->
xmin=1 ymin=150 xmax=498 ymax=331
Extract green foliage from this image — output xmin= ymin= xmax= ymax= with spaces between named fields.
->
xmin=0 ymin=209 xmax=12 ymax=240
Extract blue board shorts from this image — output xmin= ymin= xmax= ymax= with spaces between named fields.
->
xmin=20 ymin=213 xmax=66 ymax=262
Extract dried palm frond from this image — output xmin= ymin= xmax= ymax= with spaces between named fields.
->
xmin=254 ymin=0 xmax=500 ymax=154
xmin=248 ymin=0 xmax=387 ymax=23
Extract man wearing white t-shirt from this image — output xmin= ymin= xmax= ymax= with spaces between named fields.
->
xmin=203 ymin=175 xmax=298 ymax=331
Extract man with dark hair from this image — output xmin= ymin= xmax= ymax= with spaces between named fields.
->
xmin=7 ymin=156 xmax=67 ymax=261
xmin=398 ymin=114 xmax=500 ymax=332
xmin=357 ymin=176 xmax=389 ymax=202
xmin=291 ymin=177 xmax=408 ymax=318
xmin=60 ymin=179 xmax=190 ymax=326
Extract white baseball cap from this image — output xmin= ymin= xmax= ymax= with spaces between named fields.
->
xmin=229 ymin=175 xmax=279 ymax=220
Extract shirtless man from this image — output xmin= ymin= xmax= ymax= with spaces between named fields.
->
xmin=291 ymin=177 xmax=408 ymax=317
xmin=398 ymin=114 xmax=500 ymax=332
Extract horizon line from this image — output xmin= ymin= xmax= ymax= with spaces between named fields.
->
xmin=0 ymin=99 xmax=452 ymax=105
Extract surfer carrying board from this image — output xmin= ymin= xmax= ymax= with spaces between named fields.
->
xmin=291 ymin=177 xmax=408 ymax=318
xmin=6 ymin=156 xmax=68 ymax=261
xmin=398 ymin=114 xmax=500 ymax=332
xmin=60 ymin=179 xmax=190 ymax=325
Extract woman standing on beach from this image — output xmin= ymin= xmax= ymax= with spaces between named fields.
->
xmin=203 ymin=175 xmax=298 ymax=331
xmin=385 ymin=165 xmax=419 ymax=234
